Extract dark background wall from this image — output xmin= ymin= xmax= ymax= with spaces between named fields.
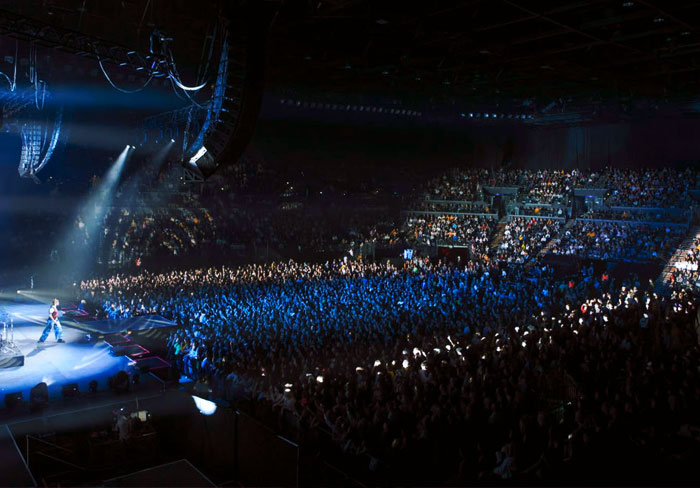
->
xmin=253 ymin=117 xmax=700 ymax=173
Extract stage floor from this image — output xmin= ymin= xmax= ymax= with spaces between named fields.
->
xmin=0 ymin=300 xmax=134 ymax=408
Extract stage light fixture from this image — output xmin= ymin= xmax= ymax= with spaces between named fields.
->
xmin=110 ymin=370 xmax=130 ymax=393
xmin=30 ymin=382 xmax=49 ymax=412
xmin=189 ymin=146 xmax=208 ymax=165
xmin=62 ymin=383 xmax=79 ymax=398
xmin=4 ymin=392 xmax=24 ymax=409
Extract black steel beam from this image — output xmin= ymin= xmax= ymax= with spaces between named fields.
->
xmin=0 ymin=7 xmax=169 ymax=76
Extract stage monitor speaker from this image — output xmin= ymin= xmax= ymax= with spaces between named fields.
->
xmin=30 ymin=382 xmax=49 ymax=412
xmin=62 ymin=383 xmax=79 ymax=398
xmin=4 ymin=392 xmax=23 ymax=409
xmin=110 ymin=370 xmax=130 ymax=393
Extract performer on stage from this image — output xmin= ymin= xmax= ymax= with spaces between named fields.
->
xmin=38 ymin=298 xmax=65 ymax=343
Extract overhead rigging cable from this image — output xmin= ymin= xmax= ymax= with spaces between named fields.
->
xmin=0 ymin=72 xmax=14 ymax=90
xmin=29 ymin=41 xmax=34 ymax=83
xmin=13 ymin=40 xmax=17 ymax=89
xmin=168 ymin=71 xmax=207 ymax=92
xmin=168 ymin=76 xmax=190 ymax=102
xmin=98 ymin=57 xmax=154 ymax=93
xmin=167 ymin=52 xmax=208 ymax=108
xmin=0 ymin=40 xmax=18 ymax=91
xmin=31 ymin=43 xmax=47 ymax=110
xmin=35 ymin=79 xmax=46 ymax=110
xmin=167 ymin=48 xmax=207 ymax=92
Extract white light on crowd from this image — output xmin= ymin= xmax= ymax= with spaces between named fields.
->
xmin=374 ymin=360 xmax=381 ymax=367
xmin=316 ymin=375 xmax=324 ymax=383
xmin=192 ymin=395 xmax=217 ymax=416
xmin=402 ymin=359 xmax=409 ymax=369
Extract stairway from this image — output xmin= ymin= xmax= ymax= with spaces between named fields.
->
xmin=537 ymin=218 xmax=576 ymax=258
xmin=489 ymin=217 xmax=509 ymax=251
xmin=654 ymin=225 xmax=700 ymax=292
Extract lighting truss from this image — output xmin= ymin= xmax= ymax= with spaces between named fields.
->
xmin=0 ymin=8 xmax=170 ymax=77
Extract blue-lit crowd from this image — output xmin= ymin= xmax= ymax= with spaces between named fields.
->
xmin=80 ymin=261 xmax=700 ymax=484
xmin=77 ymin=166 xmax=700 ymax=484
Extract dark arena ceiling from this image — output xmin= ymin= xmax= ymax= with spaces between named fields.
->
xmin=268 ymin=0 xmax=700 ymax=105
xmin=0 ymin=0 xmax=698 ymax=101
xmin=0 ymin=0 xmax=699 ymax=135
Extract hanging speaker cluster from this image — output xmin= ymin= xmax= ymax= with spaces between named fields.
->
xmin=182 ymin=2 xmax=275 ymax=180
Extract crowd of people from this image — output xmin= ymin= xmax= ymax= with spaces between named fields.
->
xmin=511 ymin=205 xmax=568 ymax=218
xmin=601 ymin=168 xmax=698 ymax=208
xmin=493 ymin=217 xmax=562 ymax=264
xmin=421 ymin=167 xmax=699 ymax=209
xmin=520 ymin=169 xmax=580 ymax=205
xmin=548 ymin=221 xmax=685 ymax=263
xmin=402 ymin=214 xmax=495 ymax=251
xmin=100 ymin=205 xmax=219 ymax=266
xmin=667 ymin=235 xmax=700 ymax=290
xmin=80 ymin=255 xmax=700 ymax=484
xmin=47 ymin=165 xmax=696 ymax=272
xmin=417 ymin=200 xmax=495 ymax=214
xmin=69 ymin=164 xmax=700 ymax=484
xmin=579 ymin=207 xmax=689 ymax=224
